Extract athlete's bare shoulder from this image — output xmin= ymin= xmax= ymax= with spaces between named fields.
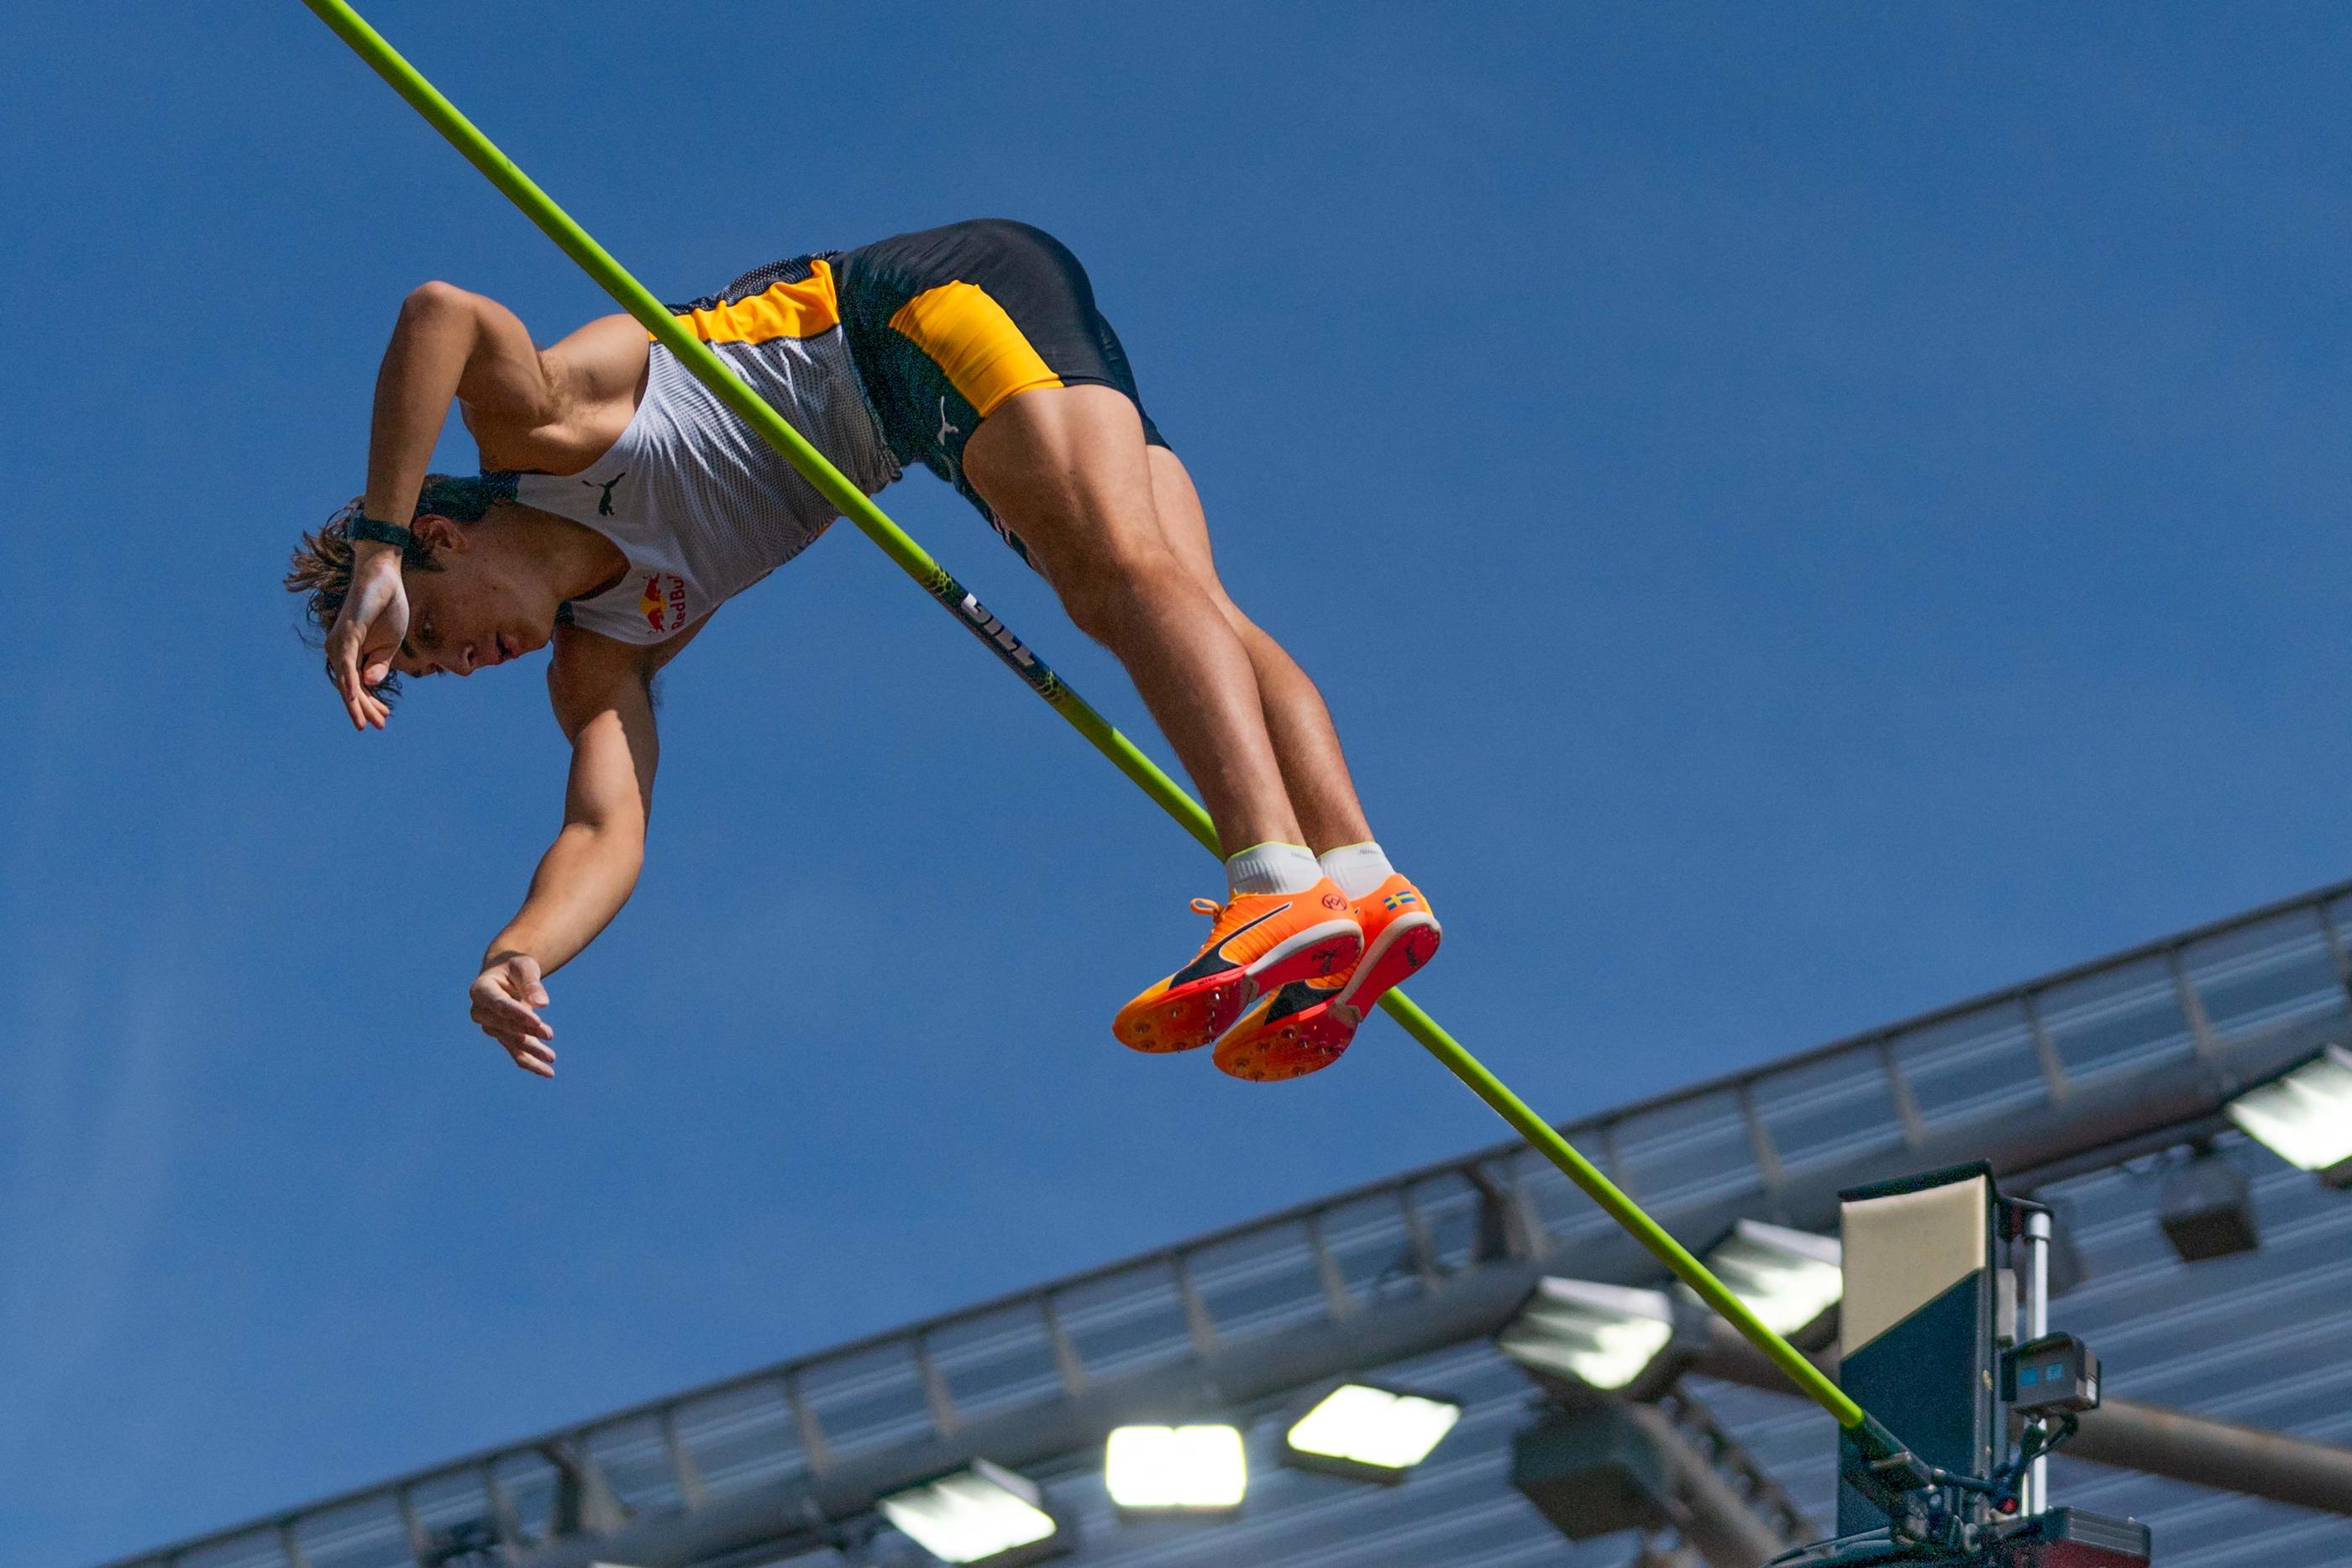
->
xmin=539 ymin=313 xmax=651 ymax=420
xmin=469 ymin=311 xmax=649 ymax=476
xmin=544 ymin=613 xmax=712 ymax=733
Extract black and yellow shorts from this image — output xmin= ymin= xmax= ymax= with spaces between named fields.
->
xmin=833 ymin=218 xmax=1169 ymax=560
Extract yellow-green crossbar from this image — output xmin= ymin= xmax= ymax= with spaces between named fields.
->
xmin=300 ymin=0 xmax=1886 ymax=1445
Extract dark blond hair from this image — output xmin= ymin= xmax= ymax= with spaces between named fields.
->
xmin=285 ymin=474 xmax=516 ymax=696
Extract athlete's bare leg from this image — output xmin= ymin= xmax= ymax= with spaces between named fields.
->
xmin=1137 ymin=446 xmax=1374 ymax=852
xmin=963 ymin=385 xmax=1311 ymax=857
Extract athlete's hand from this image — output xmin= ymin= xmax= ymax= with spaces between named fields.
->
xmin=325 ymin=543 xmax=410 ymax=731
xmin=470 ymin=952 xmax=556 ymax=1078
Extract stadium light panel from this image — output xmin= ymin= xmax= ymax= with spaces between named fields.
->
xmin=1702 ymin=1220 xmax=1844 ymax=1340
xmin=1104 ymin=1424 xmax=1247 ymax=1511
xmin=877 ymin=1460 xmax=1064 ymax=1565
xmin=1497 ymin=1278 xmax=1677 ymax=1392
xmin=1283 ymin=1383 xmax=1462 ymax=1481
xmin=2225 ymin=1044 xmax=2352 ymax=1187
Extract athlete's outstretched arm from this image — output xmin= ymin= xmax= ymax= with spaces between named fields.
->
xmin=329 ymin=282 xmax=557 ymax=730
xmin=469 ymin=629 xmax=661 ymax=1078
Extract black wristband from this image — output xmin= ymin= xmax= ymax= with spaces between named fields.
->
xmin=346 ymin=513 xmax=417 ymax=553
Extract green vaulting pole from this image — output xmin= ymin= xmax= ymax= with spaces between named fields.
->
xmin=301 ymin=0 xmax=1880 ymax=1441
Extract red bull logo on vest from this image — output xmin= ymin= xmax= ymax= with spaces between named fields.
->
xmin=639 ymin=572 xmax=689 ymax=634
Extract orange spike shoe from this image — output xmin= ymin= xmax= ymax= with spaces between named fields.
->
xmin=1114 ymin=880 xmax=1363 ymax=1055
xmin=1212 ymin=874 xmax=1441 ymax=1082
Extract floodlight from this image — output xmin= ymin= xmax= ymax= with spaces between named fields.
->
xmin=1103 ymin=1424 xmax=1247 ymax=1511
xmin=1703 ymin=1220 xmax=1843 ymax=1342
xmin=2225 ymin=1044 xmax=2352 ymax=1187
xmin=1498 ymin=1278 xmax=1680 ymax=1395
xmin=1282 ymin=1383 xmax=1462 ymax=1482
xmin=2158 ymin=1151 xmax=2258 ymax=1261
xmin=877 ymin=1460 xmax=1065 ymax=1566
xmin=1509 ymin=1401 xmax=1679 ymax=1541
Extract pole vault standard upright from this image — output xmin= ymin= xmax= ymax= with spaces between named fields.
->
xmin=298 ymin=0 xmax=1926 ymax=1480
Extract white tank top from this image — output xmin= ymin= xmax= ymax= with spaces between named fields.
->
xmin=513 ymin=317 xmax=899 ymax=645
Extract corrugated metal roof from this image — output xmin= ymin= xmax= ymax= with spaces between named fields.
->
xmin=111 ymin=880 xmax=2352 ymax=1568
xmin=836 ymin=1152 xmax=2352 ymax=1568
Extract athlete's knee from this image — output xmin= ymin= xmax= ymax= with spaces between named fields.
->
xmin=1053 ymin=538 xmax=1198 ymax=642
xmin=1163 ymin=559 xmax=1257 ymax=647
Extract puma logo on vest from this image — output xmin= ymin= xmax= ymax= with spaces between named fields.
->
xmin=584 ymin=472 xmax=627 ymax=516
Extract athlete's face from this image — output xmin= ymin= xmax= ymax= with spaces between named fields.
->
xmin=390 ymin=513 xmax=561 ymax=680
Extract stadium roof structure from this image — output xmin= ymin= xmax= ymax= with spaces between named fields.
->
xmin=107 ymin=879 xmax=2352 ymax=1568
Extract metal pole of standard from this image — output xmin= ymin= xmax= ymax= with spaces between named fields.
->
xmin=296 ymin=0 xmax=1919 ymax=1466
xmin=2019 ymin=1207 xmax=2053 ymax=1516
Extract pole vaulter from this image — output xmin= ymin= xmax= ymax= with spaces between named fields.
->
xmin=296 ymin=0 xmax=1941 ymax=1505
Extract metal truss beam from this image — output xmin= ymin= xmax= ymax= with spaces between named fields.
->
xmin=1620 ymin=1398 xmax=1803 ymax=1568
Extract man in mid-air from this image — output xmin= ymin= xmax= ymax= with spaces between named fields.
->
xmin=291 ymin=219 xmax=1440 ymax=1083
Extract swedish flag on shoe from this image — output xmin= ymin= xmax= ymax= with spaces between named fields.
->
xmin=1212 ymin=873 xmax=1442 ymax=1083
xmin=1114 ymin=881 xmax=1362 ymax=1054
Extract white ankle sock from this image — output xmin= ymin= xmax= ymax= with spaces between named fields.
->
xmin=1318 ymin=841 xmax=1395 ymax=899
xmin=1226 ymin=842 xmax=1323 ymax=896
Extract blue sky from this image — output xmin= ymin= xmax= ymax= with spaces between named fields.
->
xmin=7 ymin=3 xmax=2352 ymax=1560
